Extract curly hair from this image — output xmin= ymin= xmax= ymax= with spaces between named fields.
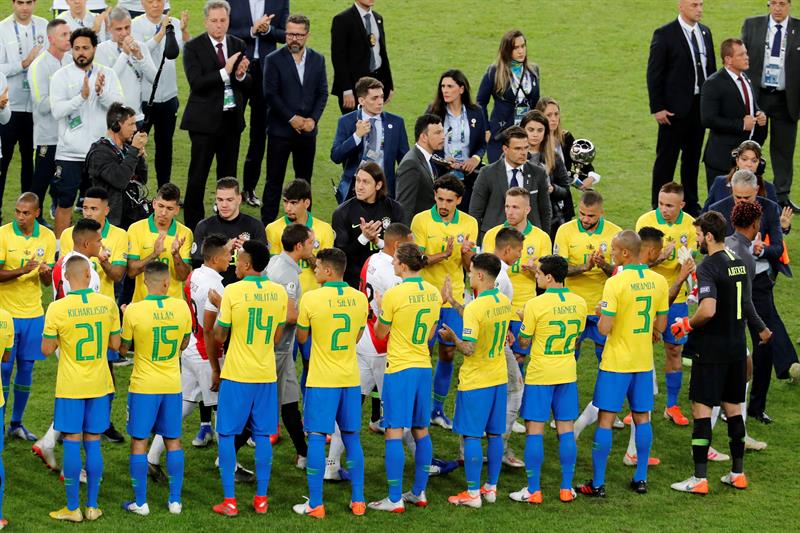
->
xmin=731 ymin=199 xmax=763 ymax=229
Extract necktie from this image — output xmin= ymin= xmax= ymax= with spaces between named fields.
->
xmin=689 ymin=30 xmax=705 ymax=90
xmin=510 ymin=168 xmax=520 ymax=188
xmin=738 ymin=76 xmax=751 ymax=114
xmin=216 ymin=42 xmax=225 ymax=68
xmin=771 ymin=24 xmax=783 ymax=57
xmin=364 ymin=14 xmax=377 ymax=71
xmin=365 ymin=117 xmax=378 ymax=153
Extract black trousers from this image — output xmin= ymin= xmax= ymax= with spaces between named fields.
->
xmin=759 ymin=90 xmax=798 ymax=203
xmin=30 ymin=144 xmax=56 ymax=212
xmin=144 ymin=97 xmax=179 ymax=187
xmin=651 ymin=95 xmax=704 ymax=215
xmin=260 ymin=133 xmax=316 ymax=224
xmin=241 ymin=58 xmax=267 ymax=193
xmin=747 ymin=272 xmax=798 ymax=415
xmin=184 ymin=113 xmax=241 ymax=230
xmin=0 ymin=111 xmax=34 ymax=201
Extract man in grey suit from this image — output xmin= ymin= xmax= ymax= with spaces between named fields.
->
xmin=469 ymin=126 xmax=550 ymax=241
xmin=395 ymin=114 xmax=445 ymax=224
xmin=742 ymin=0 xmax=800 ymax=212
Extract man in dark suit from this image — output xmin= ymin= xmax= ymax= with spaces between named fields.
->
xmin=181 ymin=0 xmax=251 ymax=230
xmin=260 ymin=14 xmax=328 ymax=224
xmin=228 ymin=0 xmax=288 ymax=207
xmin=647 ymin=0 xmax=716 ymax=216
xmin=330 ymin=76 xmax=408 ymax=203
xmin=701 ymin=38 xmax=767 ymax=188
xmin=330 ymin=0 xmax=393 ymax=113
xmin=469 ymin=126 xmax=550 ymax=241
xmin=394 ymin=114 xmax=445 ymax=225
xmin=742 ymin=0 xmax=800 ymax=212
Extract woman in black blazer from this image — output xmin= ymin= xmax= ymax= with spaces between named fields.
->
xmin=426 ymin=69 xmax=489 ymax=211
xmin=477 ymin=30 xmax=540 ymax=163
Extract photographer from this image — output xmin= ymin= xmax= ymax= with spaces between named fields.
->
xmin=87 ymin=103 xmax=148 ymax=228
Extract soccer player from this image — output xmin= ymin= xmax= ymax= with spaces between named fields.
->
xmin=439 ymin=253 xmax=516 ymax=508
xmin=42 ymin=256 xmax=121 ymax=522
xmin=510 ymin=254 xmax=587 ymax=504
xmin=636 ymin=182 xmax=697 ymax=426
xmin=120 ymin=261 xmax=192 ymax=515
xmin=146 ymin=235 xmax=229 ymax=482
xmin=670 ymin=212 xmax=755 ymax=495
xmin=368 ymin=242 xmax=443 ymax=512
xmin=127 ymin=183 xmax=192 ymax=302
xmin=52 ymin=218 xmax=103 ymax=297
xmin=0 ymin=307 xmax=14 ymax=529
xmin=411 ymin=174 xmax=478 ymax=429
xmin=211 ymin=240 xmax=287 ymax=517
xmin=576 ymin=230 xmax=668 ymax=497
xmin=293 ymin=248 xmax=369 ymax=518
xmin=0 ymin=192 xmax=56 ymax=441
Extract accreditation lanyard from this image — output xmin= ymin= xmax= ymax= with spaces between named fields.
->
xmin=445 ymin=106 xmax=468 ymax=159
xmin=118 ymin=47 xmax=143 ymax=80
xmin=13 ymin=20 xmax=36 ymax=58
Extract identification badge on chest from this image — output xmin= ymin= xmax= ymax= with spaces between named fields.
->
xmin=764 ymin=62 xmax=781 ymax=87
xmin=514 ymin=105 xmax=530 ymax=125
xmin=365 ymin=149 xmax=381 ymax=162
xmin=21 ymin=74 xmax=29 ymax=91
xmin=67 ymin=114 xmax=83 ymax=130
xmin=223 ymin=84 xmax=235 ymax=110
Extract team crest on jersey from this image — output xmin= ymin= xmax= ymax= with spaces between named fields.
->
xmin=36 ymin=35 xmax=44 ymax=45
xmin=599 ymin=242 xmax=608 ymax=254
xmin=36 ymin=248 xmax=45 ymax=258
xmin=680 ymin=234 xmax=688 ymax=245
xmin=527 ymin=246 xmax=535 ymax=255
xmin=457 ymin=234 xmax=465 ymax=244
xmin=382 ymin=217 xmax=391 ymax=229
xmin=313 ymin=239 xmax=320 ymax=249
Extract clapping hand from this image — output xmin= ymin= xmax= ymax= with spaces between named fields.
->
xmin=172 ymin=236 xmax=186 ymax=256
xmin=94 ymin=72 xmax=106 ymax=96
xmin=252 ymin=14 xmax=274 ymax=34
xmin=235 ymin=56 xmax=249 ymax=79
xmin=438 ymin=323 xmax=456 ymax=343
xmin=442 ymin=236 xmax=455 ymax=257
xmin=81 ymin=72 xmax=91 ymax=99
xmin=153 ymin=232 xmax=167 ymax=255
xmin=460 ymin=234 xmax=475 ymax=256
xmin=224 ymin=52 xmax=241 ymax=74
xmin=0 ymin=87 xmax=7 ymax=110
xmin=359 ymin=217 xmax=382 ymax=242
xmin=440 ymin=275 xmax=453 ymax=304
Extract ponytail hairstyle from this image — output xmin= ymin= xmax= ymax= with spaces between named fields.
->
xmin=395 ymin=242 xmax=428 ymax=272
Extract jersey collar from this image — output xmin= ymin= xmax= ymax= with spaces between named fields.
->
xmin=12 ymin=219 xmax=40 ymax=238
xmin=503 ymin=220 xmax=533 ymax=235
xmin=430 ymin=206 xmax=460 ymax=225
xmin=655 ymin=209 xmax=684 ymax=226
xmin=243 ymin=275 xmax=268 ymax=282
xmin=577 ymin=217 xmax=604 ymax=235
xmin=101 ymin=219 xmax=110 ymax=239
xmin=68 ymin=288 xmax=93 ymax=296
xmin=144 ymin=294 xmax=169 ymax=300
xmin=476 ymin=287 xmax=499 ymax=298
xmin=403 ymin=276 xmax=424 ymax=284
xmin=284 ymin=213 xmax=314 ymax=229
xmin=545 ymin=287 xmax=570 ymax=300
xmin=147 ymin=214 xmax=177 ymax=237
xmin=324 ymin=280 xmax=348 ymax=295
xmin=622 ymin=263 xmax=649 ymax=278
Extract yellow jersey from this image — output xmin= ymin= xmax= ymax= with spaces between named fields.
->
xmin=0 ymin=221 xmax=56 ymax=318
xmin=297 ymin=282 xmax=369 ymax=388
xmin=127 ymin=215 xmax=193 ymax=303
xmin=554 ymin=217 xmax=621 ymax=314
xmin=378 ymin=277 xmax=442 ymax=374
xmin=411 ymin=207 xmax=478 ymax=306
xmin=43 ymin=289 xmax=120 ymax=398
xmin=459 ymin=288 xmax=516 ymax=391
xmin=483 ymin=220 xmax=552 ymax=312
xmin=121 ymin=295 xmax=192 ymax=394
xmin=0 ymin=308 xmax=13 ymax=409
xmin=216 ymin=276 xmax=287 ymax=383
xmin=635 ymin=209 xmax=696 ymax=304
xmin=60 ymin=219 xmax=128 ymax=300
xmin=519 ymin=288 xmax=587 ymax=385
xmin=266 ymin=214 xmax=336 ymax=293
xmin=599 ymin=265 xmax=669 ymax=373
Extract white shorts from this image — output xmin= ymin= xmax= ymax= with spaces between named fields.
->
xmin=181 ymin=352 xmax=219 ymax=406
xmin=358 ymin=352 xmax=386 ymax=396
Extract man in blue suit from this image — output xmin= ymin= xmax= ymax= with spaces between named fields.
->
xmin=260 ymin=14 xmax=328 ymax=224
xmin=228 ymin=0 xmax=289 ymax=207
xmin=331 ymin=76 xmax=408 ymax=203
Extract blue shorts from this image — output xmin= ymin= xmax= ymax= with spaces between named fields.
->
xmin=508 ymin=321 xmax=531 ymax=356
xmin=10 ymin=316 xmax=45 ymax=362
xmin=54 ymin=396 xmax=111 ymax=434
xmin=662 ymin=302 xmax=689 ymax=345
xmin=520 ymin=382 xmax=579 ymax=422
xmin=453 ymin=384 xmax=508 ymax=438
xmin=303 ymin=386 xmax=361 ymax=434
xmin=217 ymin=380 xmax=278 ymax=437
xmin=127 ymin=392 xmax=182 ymax=439
xmin=593 ymin=369 xmax=655 ymax=414
xmin=107 ymin=349 xmax=119 ymax=362
xmin=432 ymin=307 xmax=463 ymax=347
xmin=382 ymin=368 xmax=432 ymax=429
xmin=52 ymin=160 xmax=84 ymax=208
xmin=295 ymin=336 xmax=312 ymax=361
xmin=577 ymin=315 xmax=606 ymax=360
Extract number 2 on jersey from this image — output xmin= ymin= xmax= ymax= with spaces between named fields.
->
xmin=331 ymin=313 xmax=352 ymax=351
xmin=75 ymin=321 xmax=104 ymax=361
xmin=544 ymin=319 xmax=582 ymax=355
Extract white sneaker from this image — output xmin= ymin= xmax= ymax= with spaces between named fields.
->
xmin=368 ymin=420 xmax=385 ymax=434
xmin=670 ymin=476 xmax=708 ymax=494
xmin=295 ymin=455 xmax=307 ymax=470
xmin=367 ymin=496 xmax=405 ymax=513
xmin=511 ymin=421 xmax=526 ymax=434
xmin=502 ymin=449 xmax=525 ymax=468
xmin=707 ymin=446 xmax=730 ymax=462
xmin=246 ymin=437 xmax=256 ymax=447
xmin=168 ymin=501 xmax=182 ymax=514
xmin=430 ymin=411 xmax=453 ymax=430
xmin=324 ymin=459 xmax=342 ymax=481
xmin=32 ymin=440 xmax=58 ymax=471
xmin=744 ymin=435 xmax=767 ymax=451
xmin=402 ymin=490 xmax=428 ymax=507
xmin=122 ymin=501 xmax=150 ymax=516
xmin=549 ymin=420 xmax=556 ymax=429
xmin=613 ymin=417 xmax=625 ymax=429
xmin=480 ymin=484 xmax=497 ymax=503
xmin=509 ymin=487 xmax=542 ymax=503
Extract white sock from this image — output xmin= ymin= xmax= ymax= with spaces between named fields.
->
xmin=403 ymin=428 xmax=415 ymax=454
xmin=326 ymin=423 xmax=345 ymax=466
xmin=182 ymin=400 xmax=197 ymax=419
xmin=148 ymin=435 xmax=165 ymax=465
xmin=626 ymin=420 xmax=637 ymax=456
xmin=710 ymin=406 xmax=721 ymax=429
xmin=652 ymin=368 xmax=659 ymax=396
xmin=574 ymin=402 xmax=598 ymax=438
xmin=42 ymin=423 xmax=59 ymax=449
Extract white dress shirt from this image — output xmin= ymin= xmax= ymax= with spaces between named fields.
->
xmin=249 ymin=0 xmax=265 ymax=59
xmin=725 ymin=68 xmax=755 ymax=116
xmin=762 ymin=16 xmax=788 ymax=90
xmin=293 ymin=48 xmax=306 ymax=84
xmin=678 ymin=15 xmax=708 ymax=95
xmin=504 ymin=160 xmax=525 ymax=187
xmin=416 ymin=143 xmax=434 ymax=178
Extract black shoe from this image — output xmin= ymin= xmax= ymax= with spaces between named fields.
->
xmin=629 ymin=479 xmax=648 ymax=494
xmin=243 ymin=190 xmax=262 ymax=208
xmin=235 ymin=465 xmax=255 ymax=483
xmin=103 ymin=424 xmax=125 ymax=443
xmin=575 ymin=479 xmax=605 ymax=498
xmin=750 ymin=411 xmax=773 ymax=424
xmin=148 ymin=462 xmax=167 ymax=483
xmin=780 ymin=199 xmax=800 ymax=214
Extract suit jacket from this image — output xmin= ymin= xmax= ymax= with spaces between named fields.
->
xmin=330 ymin=109 xmax=408 ymax=202
xmin=742 ymin=14 xmax=800 ymax=120
xmin=331 ymin=5 xmax=393 ymax=97
xmin=476 ymin=64 xmax=540 ymax=139
xmin=469 ymin=158 xmax=551 ymax=242
xmin=647 ymin=18 xmax=716 ymax=116
xmin=228 ymin=0 xmax=288 ymax=59
xmin=395 ymin=146 xmax=436 ymax=225
xmin=701 ymin=68 xmax=765 ymax=172
xmin=180 ymin=34 xmax=251 ymax=134
xmin=427 ymin=104 xmax=489 ymax=163
xmin=263 ymin=46 xmax=328 ymax=138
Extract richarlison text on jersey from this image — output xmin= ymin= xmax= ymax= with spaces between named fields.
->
xmin=67 ymin=305 xmax=111 ymax=318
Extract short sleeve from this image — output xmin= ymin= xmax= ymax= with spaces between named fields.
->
xmin=462 ymin=301 xmax=480 ymax=342
xmin=204 ymin=283 xmax=224 ymax=313
xmin=599 ymin=279 xmax=617 ymax=316
xmin=0 ymin=231 xmax=6 ymax=265
xmin=519 ymin=301 xmax=536 ymax=339
xmin=482 ymin=229 xmax=496 ymax=253
xmin=296 ymin=293 xmax=311 ymax=330
xmin=180 ymin=229 xmax=193 ymax=263
xmin=109 ymin=304 xmax=121 ymax=335
xmin=378 ymin=288 xmax=395 ymax=325
xmin=411 ymin=216 xmax=427 ymax=251
xmin=553 ymin=226 xmax=568 ymax=259
xmin=468 ymin=218 xmax=479 ymax=251
xmin=216 ymin=290 xmax=232 ymax=327
xmin=696 ymin=262 xmax=717 ymax=301
xmin=45 ymin=232 xmax=56 ymax=267
xmin=276 ymin=287 xmax=288 ymax=327
xmin=539 ymin=232 xmax=553 ymax=256
xmin=43 ymin=304 xmax=59 ymax=339
xmin=655 ymin=276 xmax=670 ymax=315
xmin=181 ymin=304 xmax=193 ymax=337
xmin=127 ymin=226 xmax=142 ymax=260
xmin=111 ymin=231 xmax=129 ymax=265
xmin=120 ymin=307 xmax=134 ymax=343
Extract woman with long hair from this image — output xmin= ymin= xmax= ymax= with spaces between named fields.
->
xmin=704 ymin=140 xmax=777 ymax=209
xmin=477 ymin=30 xmax=540 ymax=163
